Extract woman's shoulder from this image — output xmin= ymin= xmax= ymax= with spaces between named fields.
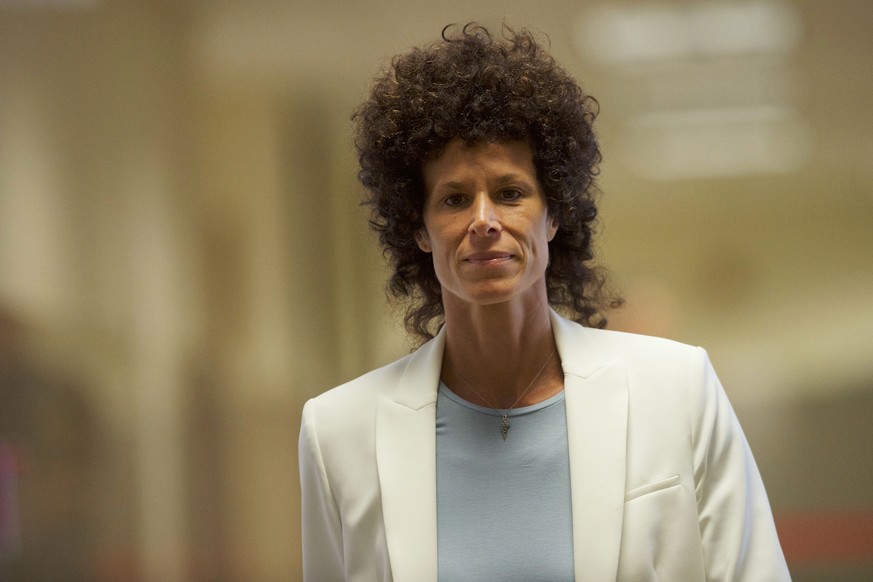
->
xmin=564 ymin=324 xmax=721 ymax=419
xmin=304 ymin=350 xmax=416 ymax=414
xmin=586 ymin=326 xmax=702 ymax=358
xmin=300 ymin=349 xmax=429 ymax=457
xmin=555 ymin=312 xmax=704 ymax=366
xmin=595 ymin=328 xmax=711 ymax=383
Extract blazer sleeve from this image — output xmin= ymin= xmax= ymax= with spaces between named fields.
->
xmin=299 ymin=399 xmax=346 ymax=582
xmin=690 ymin=348 xmax=791 ymax=581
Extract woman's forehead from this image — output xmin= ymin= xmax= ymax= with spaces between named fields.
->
xmin=423 ymin=138 xmax=535 ymax=177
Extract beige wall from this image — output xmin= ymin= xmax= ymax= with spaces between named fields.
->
xmin=0 ymin=1 xmax=871 ymax=580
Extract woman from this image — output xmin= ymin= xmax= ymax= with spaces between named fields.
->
xmin=298 ymin=24 xmax=790 ymax=581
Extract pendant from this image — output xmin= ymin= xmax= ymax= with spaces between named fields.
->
xmin=500 ymin=415 xmax=511 ymax=440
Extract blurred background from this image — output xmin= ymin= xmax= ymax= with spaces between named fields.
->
xmin=0 ymin=0 xmax=871 ymax=580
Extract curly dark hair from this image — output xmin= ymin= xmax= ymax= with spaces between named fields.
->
xmin=353 ymin=23 xmax=621 ymax=342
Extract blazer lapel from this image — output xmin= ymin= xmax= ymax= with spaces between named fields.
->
xmin=552 ymin=311 xmax=628 ymax=581
xmin=375 ymin=329 xmax=445 ymax=582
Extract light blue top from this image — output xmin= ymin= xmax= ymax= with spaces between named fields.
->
xmin=435 ymin=382 xmax=574 ymax=581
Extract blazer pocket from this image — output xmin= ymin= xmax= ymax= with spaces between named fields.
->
xmin=624 ymin=474 xmax=681 ymax=502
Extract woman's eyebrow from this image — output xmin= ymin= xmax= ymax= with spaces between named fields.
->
xmin=439 ymin=174 xmax=531 ymax=187
xmin=493 ymin=173 xmax=529 ymax=185
xmin=435 ymin=180 xmax=467 ymax=191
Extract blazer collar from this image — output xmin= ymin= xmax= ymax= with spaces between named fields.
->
xmin=550 ymin=308 xmax=611 ymax=377
xmin=387 ymin=325 xmax=446 ymax=410
xmin=377 ymin=314 xmax=628 ymax=582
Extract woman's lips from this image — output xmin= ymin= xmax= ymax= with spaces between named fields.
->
xmin=464 ymin=252 xmax=514 ymax=265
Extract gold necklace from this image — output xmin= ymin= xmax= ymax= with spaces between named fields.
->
xmin=447 ymin=347 xmax=557 ymax=440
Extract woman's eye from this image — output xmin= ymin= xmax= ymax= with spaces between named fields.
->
xmin=445 ymin=194 xmax=465 ymax=207
xmin=500 ymin=188 xmax=523 ymax=201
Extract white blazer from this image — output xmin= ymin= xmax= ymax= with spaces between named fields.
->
xmin=299 ymin=311 xmax=790 ymax=581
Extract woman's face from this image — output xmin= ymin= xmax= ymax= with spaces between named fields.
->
xmin=416 ymin=138 xmax=558 ymax=308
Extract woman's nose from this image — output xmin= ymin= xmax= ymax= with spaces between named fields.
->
xmin=469 ymin=194 xmax=500 ymax=237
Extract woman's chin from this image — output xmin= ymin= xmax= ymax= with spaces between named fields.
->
xmin=445 ymin=280 xmax=543 ymax=308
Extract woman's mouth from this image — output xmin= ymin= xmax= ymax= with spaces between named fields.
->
xmin=464 ymin=252 xmax=514 ymax=265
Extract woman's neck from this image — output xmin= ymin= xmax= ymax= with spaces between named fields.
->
xmin=440 ymin=295 xmax=564 ymax=409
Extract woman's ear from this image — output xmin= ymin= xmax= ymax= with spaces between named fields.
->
xmin=415 ymin=229 xmax=432 ymax=252
xmin=547 ymin=216 xmax=559 ymax=241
